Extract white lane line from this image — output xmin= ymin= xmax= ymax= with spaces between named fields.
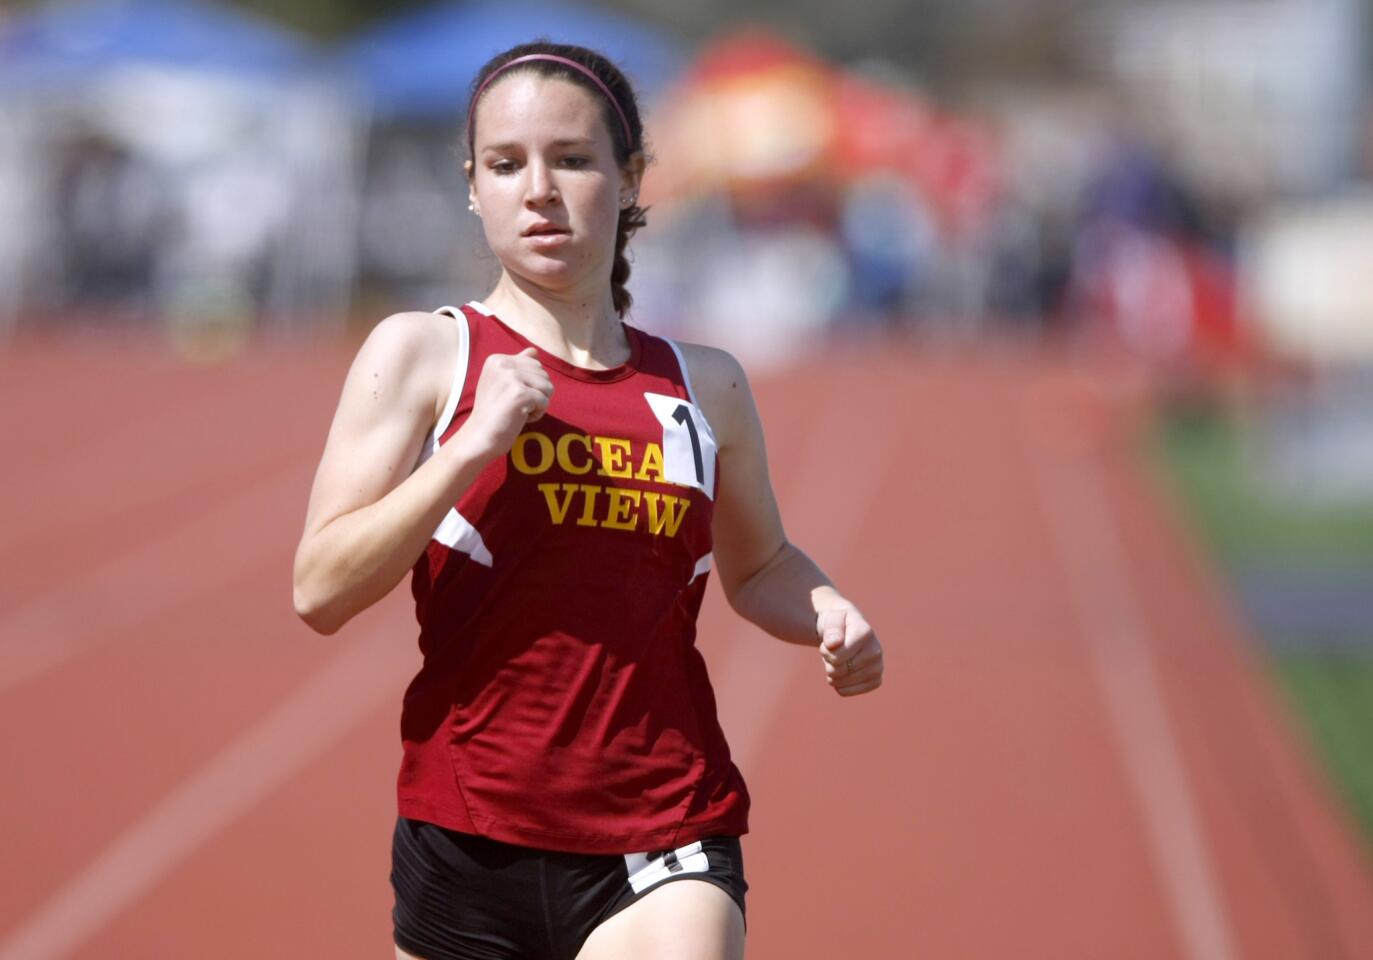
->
xmin=713 ymin=363 xmax=898 ymax=770
xmin=0 ymin=616 xmax=415 ymax=960
xmin=1025 ymin=400 xmax=1236 ymax=960
xmin=0 ymin=464 xmax=303 ymax=695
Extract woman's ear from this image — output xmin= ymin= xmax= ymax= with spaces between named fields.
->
xmin=619 ymin=150 xmax=647 ymax=206
xmin=464 ymin=160 xmax=480 ymax=217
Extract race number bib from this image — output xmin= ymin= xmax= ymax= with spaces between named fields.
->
xmin=643 ymin=392 xmax=717 ymax=500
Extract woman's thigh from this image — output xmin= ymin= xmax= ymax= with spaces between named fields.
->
xmin=574 ymin=879 xmax=746 ymax=960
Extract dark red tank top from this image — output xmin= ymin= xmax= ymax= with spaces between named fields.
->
xmin=397 ymin=301 xmax=750 ymax=854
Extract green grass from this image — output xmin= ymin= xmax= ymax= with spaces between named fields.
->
xmin=1144 ymin=403 xmax=1373 ymax=858
xmin=1266 ymin=651 xmax=1373 ymax=860
xmin=1148 ymin=406 xmax=1373 ymax=568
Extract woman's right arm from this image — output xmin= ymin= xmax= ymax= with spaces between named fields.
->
xmin=292 ymin=312 xmax=550 ymax=635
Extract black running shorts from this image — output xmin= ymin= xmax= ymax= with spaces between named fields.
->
xmin=391 ymin=816 xmax=748 ymax=960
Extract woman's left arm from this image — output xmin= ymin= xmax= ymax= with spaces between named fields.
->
xmin=682 ymin=343 xmax=884 ymax=697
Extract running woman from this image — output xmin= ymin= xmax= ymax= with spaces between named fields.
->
xmin=292 ymin=40 xmax=884 ymax=960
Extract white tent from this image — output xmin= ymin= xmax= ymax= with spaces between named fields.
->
xmin=0 ymin=0 xmax=365 ymax=345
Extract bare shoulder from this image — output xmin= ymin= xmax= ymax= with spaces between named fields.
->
xmin=359 ymin=309 xmax=453 ymax=369
xmin=301 ymin=310 xmax=456 ymax=540
xmin=352 ymin=310 xmax=459 ymax=427
xmin=673 ymin=339 xmax=746 ymax=388
xmin=671 ymin=339 xmax=756 ymax=452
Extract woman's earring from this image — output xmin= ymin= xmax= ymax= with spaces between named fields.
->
xmin=468 ymin=202 xmax=480 ymax=217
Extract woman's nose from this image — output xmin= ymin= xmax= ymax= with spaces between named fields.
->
xmin=525 ymin=161 xmax=559 ymax=206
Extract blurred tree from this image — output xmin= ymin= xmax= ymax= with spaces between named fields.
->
xmin=4 ymin=0 xmax=1133 ymax=82
xmin=599 ymin=0 xmax=1110 ymax=89
xmin=1 ymin=0 xmax=431 ymax=40
xmin=230 ymin=0 xmax=434 ymax=39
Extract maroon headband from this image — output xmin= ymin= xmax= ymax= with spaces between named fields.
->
xmin=466 ymin=53 xmax=632 ymax=146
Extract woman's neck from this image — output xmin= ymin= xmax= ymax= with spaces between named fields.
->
xmin=481 ymin=274 xmax=629 ymax=369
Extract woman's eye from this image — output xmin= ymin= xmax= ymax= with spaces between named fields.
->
xmin=490 ymin=160 xmax=517 ymax=175
xmin=561 ymin=156 xmax=589 ymax=168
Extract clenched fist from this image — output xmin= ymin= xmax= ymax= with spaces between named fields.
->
xmin=466 ymin=346 xmax=554 ymax=458
xmin=817 ymin=604 xmax=883 ymax=697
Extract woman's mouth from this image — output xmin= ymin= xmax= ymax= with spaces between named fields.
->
xmin=522 ymin=223 xmax=572 ymax=248
xmin=522 ymin=222 xmax=569 ymax=237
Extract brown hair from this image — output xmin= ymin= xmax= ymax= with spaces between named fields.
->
xmin=466 ymin=41 xmax=649 ymax=317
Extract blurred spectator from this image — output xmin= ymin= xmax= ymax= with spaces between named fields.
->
xmin=838 ymin=173 xmax=934 ymax=328
xmin=55 ymin=132 xmax=170 ymax=312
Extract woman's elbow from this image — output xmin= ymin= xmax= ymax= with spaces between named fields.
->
xmin=293 ymin=540 xmax=343 ymax=634
xmin=293 ymin=580 xmax=345 ymax=635
xmin=292 ymin=551 xmax=353 ymax=635
xmin=721 ymin=570 xmax=765 ymax=622
xmin=720 ymin=541 xmax=791 ymax=606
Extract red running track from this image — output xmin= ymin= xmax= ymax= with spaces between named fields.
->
xmin=1 ymin=331 xmax=1371 ymax=959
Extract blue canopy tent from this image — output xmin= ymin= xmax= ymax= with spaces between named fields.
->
xmin=0 ymin=0 xmax=318 ymax=88
xmin=0 ymin=0 xmax=361 ymax=340
xmin=340 ymin=0 xmax=687 ymax=120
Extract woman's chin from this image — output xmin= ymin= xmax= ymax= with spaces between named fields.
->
xmin=507 ymin=256 xmax=595 ymax=291
xmin=516 ymin=260 xmax=573 ymax=284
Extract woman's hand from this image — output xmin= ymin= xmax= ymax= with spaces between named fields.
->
xmin=466 ymin=346 xmax=554 ymax=457
xmin=817 ymin=604 xmax=884 ymax=696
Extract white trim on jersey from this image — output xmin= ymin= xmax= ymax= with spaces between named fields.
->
xmin=414 ymin=305 xmax=471 ymax=471
xmin=662 ymin=337 xmax=719 ymax=449
xmin=623 ymin=840 xmax=711 ymax=895
xmin=413 ymin=306 xmax=492 ymax=566
xmin=663 ymin=338 xmax=699 ymax=405
xmin=689 ymin=551 xmax=713 ymax=585
xmin=433 ymin=507 xmax=494 ymax=567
